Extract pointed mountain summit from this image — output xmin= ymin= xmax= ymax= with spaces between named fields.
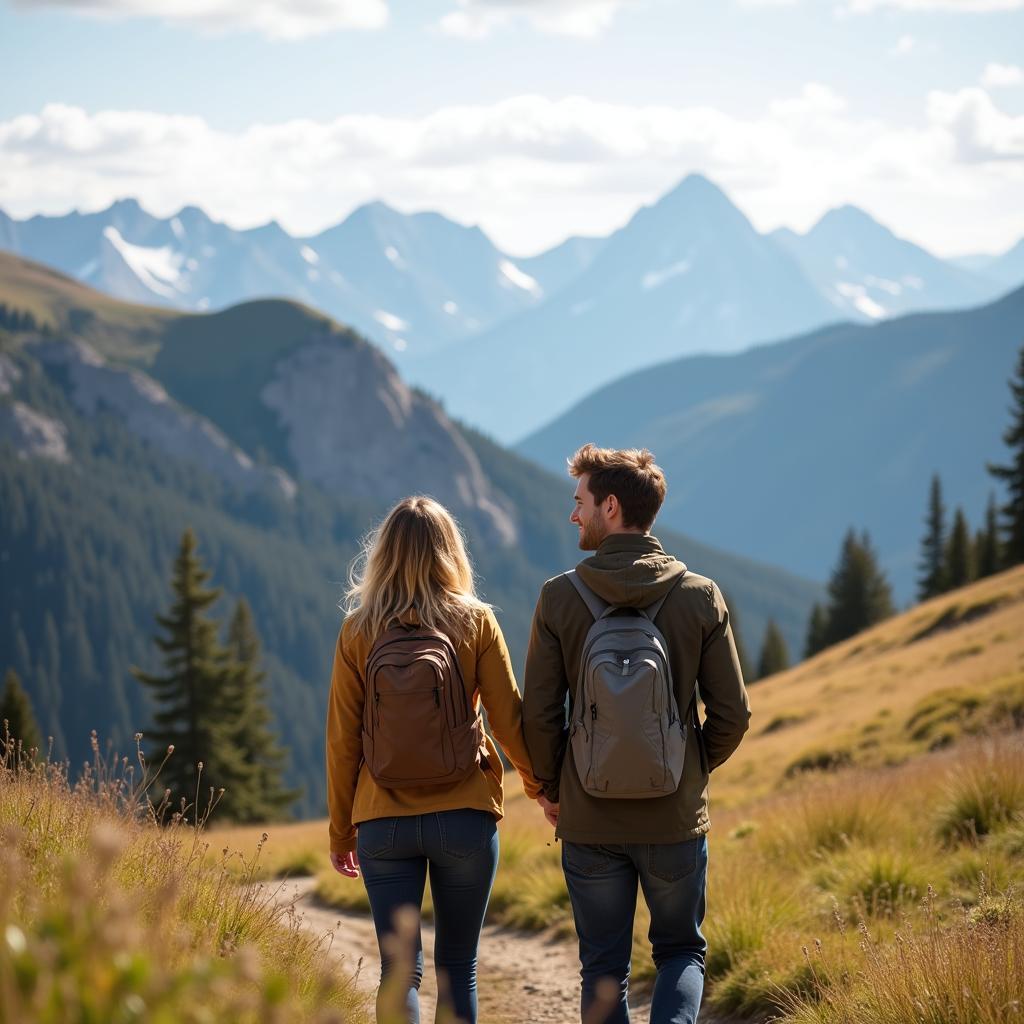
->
xmin=773 ymin=203 xmax=1002 ymax=320
xmin=306 ymin=200 xmax=545 ymax=355
xmin=407 ymin=171 xmax=836 ymax=442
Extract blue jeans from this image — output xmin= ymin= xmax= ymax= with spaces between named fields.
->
xmin=357 ymin=809 xmax=499 ymax=1024
xmin=561 ymin=836 xmax=708 ymax=1024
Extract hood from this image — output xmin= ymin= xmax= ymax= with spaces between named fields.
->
xmin=575 ymin=533 xmax=687 ymax=608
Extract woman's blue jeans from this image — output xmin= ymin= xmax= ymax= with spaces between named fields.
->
xmin=357 ymin=809 xmax=499 ymax=1024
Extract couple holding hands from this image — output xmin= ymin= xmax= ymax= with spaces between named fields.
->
xmin=326 ymin=444 xmax=751 ymax=1024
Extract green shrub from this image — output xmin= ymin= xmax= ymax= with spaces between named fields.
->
xmin=813 ymin=847 xmax=930 ymax=918
xmin=784 ymin=747 xmax=853 ymax=778
xmin=934 ymin=744 xmax=1024 ymax=843
xmin=762 ymin=712 xmax=811 ymax=735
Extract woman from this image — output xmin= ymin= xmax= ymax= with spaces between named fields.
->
xmin=326 ymin=496 xmax=546 ymax=1024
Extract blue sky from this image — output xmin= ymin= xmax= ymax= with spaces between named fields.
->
xmin=2 ymin=0 xmax=1023 ymax=255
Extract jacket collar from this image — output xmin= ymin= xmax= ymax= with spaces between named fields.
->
xmin=593 ymin=532 xmax=665 ymax=557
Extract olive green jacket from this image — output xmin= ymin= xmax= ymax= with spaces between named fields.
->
xmin=523 ymin=533 xmax=751 ymax=845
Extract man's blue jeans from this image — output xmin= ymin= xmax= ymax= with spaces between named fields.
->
xmin=561 ymin=836 xmax=708 ymax=1024
xmin=357 ymin=809 xmax=499 ymax=1024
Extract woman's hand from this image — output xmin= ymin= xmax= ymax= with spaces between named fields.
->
xmin=329 ymin=850 xmax=360 ymax=877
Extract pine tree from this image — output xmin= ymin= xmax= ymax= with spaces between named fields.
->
xmin=976 ymin=493 xmax=1001 ymax=579
xmin=917 ymin=474 xmax=947 ymax=601
xmin=1 ymin=669 xmax=42 ymax=756
xmin=946 ymin=507 xmax=974 ymax=589
xmin=988 ymin=344 xmax=1024 ymax=567
xmin=823 ymin=529 xmax=895 ymax=647
xmin=804 ymin=603 xmax=828 ymax=658
xmin=131 ymin=529 xmax=250 ymax=819
xmin=224 ymin=599 xmax=300 ymax=822
xmin=756 ymin=620 xmax=789 ymax=681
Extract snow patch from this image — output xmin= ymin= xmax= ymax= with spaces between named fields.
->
xmin=498 ymin=260 xmax=542 ymax=297
xmin=443 ymin=300 xmax=459 ymax=315
xmin=102 ymin=226 xmax=184 ymax=299
xmin=77 ymin=258 xmax=98 ymax=279
xmin=384 ymin=246 xmax=406 ymax=269
xmin=836 ymin=282 xmax=886 ymax=319
xmin=864 ymin=275 xmax=902 ymax=296
xmin=300 ymin=245 xmax=319 ymax=265
xmin=170 ymin=217 xmax=185 ymax=242
xmin=374 ymin=310 xmax=409 ymax=332
xmin=642 ymin=260 xmax=691 ymax=291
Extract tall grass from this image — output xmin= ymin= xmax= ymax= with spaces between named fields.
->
xmin=0 ymin=729 xmax=371 ymax=1024
xmin=783 ymin=887 xmax=1024 ymax=1024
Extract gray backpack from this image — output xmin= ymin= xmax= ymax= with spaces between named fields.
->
xmin=566 ymin=570 xmax=686 ymax=799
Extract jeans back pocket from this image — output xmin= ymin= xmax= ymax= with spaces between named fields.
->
xmin=437 ymin=808 xmax=493 ymax=859
xmin=357 ymin=816 xmax=398 ymax=859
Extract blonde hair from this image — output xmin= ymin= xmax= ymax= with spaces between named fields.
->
xmin=343 ymin=496 xmax=487 ymax=642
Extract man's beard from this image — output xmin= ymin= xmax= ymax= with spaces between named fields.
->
xmin=578 ymin=510 xmax=607 ymax=551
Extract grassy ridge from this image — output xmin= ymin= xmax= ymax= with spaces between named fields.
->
xmin=713 ymin=564 xmax=1024 ymax=808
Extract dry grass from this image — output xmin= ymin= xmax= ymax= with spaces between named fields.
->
xmin=783 ymin=888 xmax=1024 ymax=1024
xmin=0 ymin=731 xmax=372 ymax=1024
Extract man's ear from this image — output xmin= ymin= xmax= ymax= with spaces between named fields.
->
xmin=605 ymin=493 xmax=619 ymax=521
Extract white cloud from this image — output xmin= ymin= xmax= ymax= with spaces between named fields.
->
xmin=927 ymin=86 xmax=1024 ymax=161
xmin=1 ymin=87 xmax=1022 ymax=256
xmin=9 ymin=0 xmax=388 ymax=40
xmin=889 ymin=34 xmax=916 ymax=55
xmin=439 ymin=0 xmax=627 ymax=38
xmin=844 ymin=0 xmax=1024 ymax=11
xmin=981 ymin=62 xmax=1024 ymax=87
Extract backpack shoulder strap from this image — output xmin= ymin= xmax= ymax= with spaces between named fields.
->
xmin=564 ymin=569 xmax=610 ymax=622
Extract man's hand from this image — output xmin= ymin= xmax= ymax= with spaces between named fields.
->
xmin=329 ymin=850 xmax=360 ymax=877
xmin=537 ymin=794 xmax=559 ymax=828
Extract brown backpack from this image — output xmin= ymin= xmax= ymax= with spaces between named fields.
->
xmin=362 ymin=622 xmax=485 ymax=787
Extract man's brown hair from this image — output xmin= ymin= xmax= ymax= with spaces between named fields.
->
xmin=568 ymin=443 xmax=667 ymax=531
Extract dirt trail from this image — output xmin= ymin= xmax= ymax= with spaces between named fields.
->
xmin=274 ymin=877 xmax=737 ymax=1024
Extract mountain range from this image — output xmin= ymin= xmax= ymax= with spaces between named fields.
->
xmin=2 ymin=175 xmax=1017 ymax=442
xmin=518 ymin=282 xmax=1024 ymax=602
xmin=0 ymin=252 xmax=821 ymax=814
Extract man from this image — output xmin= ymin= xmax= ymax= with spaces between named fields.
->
xmin=524 ymin=444 xmax=751 ymax=1024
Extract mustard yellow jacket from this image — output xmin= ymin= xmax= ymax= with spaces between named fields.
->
xmin=326 ymin=605 xmax=543 ymax=854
